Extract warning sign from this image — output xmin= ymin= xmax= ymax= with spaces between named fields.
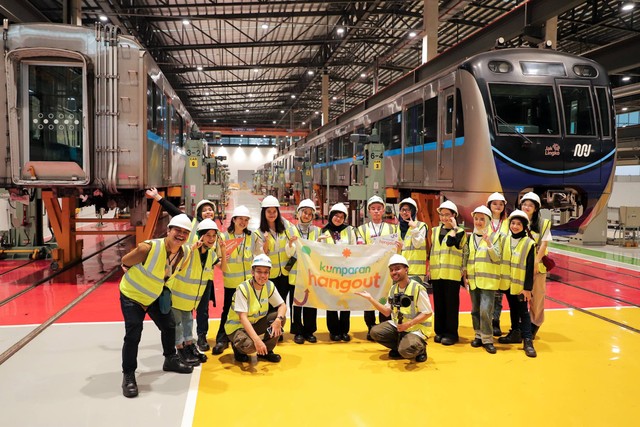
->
xmin=373 ymin=160 xmax=382 ymax=170
xmin=305 ymin=170 xmax=311 ymax=176
xmin=189 ymin=157 xmax=198 ymax=168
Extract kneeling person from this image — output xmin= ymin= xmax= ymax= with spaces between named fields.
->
xmin=356 ymin=254 xmax=432 ymax=363
xmin=224 ymin=254 xmax=287 ymax=363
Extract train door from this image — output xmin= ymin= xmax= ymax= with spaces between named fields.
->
xmin=437 ymin=85 xmax=455 ymax=185
xmin=402 ymin=101 xmax=423 ymax=183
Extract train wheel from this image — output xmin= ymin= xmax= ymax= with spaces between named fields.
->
xmin=50 ymin=261 xmax=59 ymax=271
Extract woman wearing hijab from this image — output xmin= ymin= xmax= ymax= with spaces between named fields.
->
xmin=398 ymin=197 xmax=429 ymax=287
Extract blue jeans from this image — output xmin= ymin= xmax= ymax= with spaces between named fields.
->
xmin=120 ymin=292 xmax=176 ymax=374
xmin=172 ymin=308 xmax=194 ymax=345
xmin=469 ymin=288 xmax=496 ymax=343
xmin=196 ymin=280 xmax=213 ymax=336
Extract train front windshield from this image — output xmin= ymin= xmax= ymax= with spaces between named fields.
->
xmin=489 ymin=83 xmax=559 ymax=136
xmin=25 ymin=64 xmax=84 ymax=166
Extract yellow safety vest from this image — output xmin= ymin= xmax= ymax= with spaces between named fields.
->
xmin=119 ymin=239 xmax=172 ymax=306
xmin=357 ymin=222 xmax=398 ymax=244
xmin=429 ymin=226 xmax=466 ymax=281
xmin=466 ymin=232 xmax=502 ymax=290
xmin=388 ymin=279 xmax=432 ymax=337
xmin=319 ymin=226 xmax=356 ymax=245
xmin=500 ymin=236 xmax=536 ymax=294
xmin=401 ymin=221 xmax=428 ymax=278
xmin=287 ymin=224 xmax=321 ymax=285
xmin=530 ymin=218 xmax=551 ymax=273
xmin=222 ymin=231 xmax=255 ymax=289
xmin=225 ymin=279 xmax=275 ymax=335
xmin=168 ymin=246 xmax=217 ymax=311
xmin=491 ymin=218 xmax=510 ymax=239
xmin=253 ymin=225 xmax=294 ymax=279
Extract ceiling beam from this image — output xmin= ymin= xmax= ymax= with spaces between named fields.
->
xmin=0 ymin=0 xmax=49 ymax=22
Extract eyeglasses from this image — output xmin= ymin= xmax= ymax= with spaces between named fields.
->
xmin=439 ymin=213 xmax=452 ymax=218
xmin=399 ymin=208 xmax=412 ymax=213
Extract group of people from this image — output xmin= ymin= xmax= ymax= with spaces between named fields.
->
xmin=117 ymin=189 xmax=551 ymax=398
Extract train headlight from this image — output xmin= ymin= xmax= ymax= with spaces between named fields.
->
xmin=488 ymin=61 xmax=512 ymax=73
xmin=573 ymin=64 xmax=598 ymax=78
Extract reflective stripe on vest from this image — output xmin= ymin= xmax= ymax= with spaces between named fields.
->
xmin=467 ymin=233 xmax=501 ymax=291
xmin=254 ymin=227 xmax=292 ymax=278
xmin=222 ymin=231 xmax=254 ymax=289
xmin=169 ymin=246 xmax=216 ymax=311
xmin=119 ymin=239 xmax=167 ymax=306
xmin=500 ymin=236 xmax=535 ymax=294
xmin=357 ymin=222 xmax=398 ymax=244
xmin=225 ymin=280 xmax=275 ymax=335
xmin=389 ymin=280 xmax=431 ymax=336
xmin=288 ymin=225 xmax=321 ymax=285
xmin=320 ymin=227 xmax=356 ymax=245
xmin=429 ymin=226 xmax=466 ymax=281
xmin=401 ymin=221 xmax=428 ymax=277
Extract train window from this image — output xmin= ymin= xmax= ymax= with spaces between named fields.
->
xmin=445 ymin=95 xmax=454 ymax=135
xmin=595 ymin=87 xmax=611 ymax=138
xmin=315 ymin=145 xmax=325 ymax=163
xmin=423 ymin=97 xmax=438 ymax=143
xmin=26 ymin=64 xmax=84 ymax=165
xmin=405 ymin=103 xmax=423 ymax=147
xmin=147 ymin=77 xmax=154 ymax=131
xmin=379 ymin=113 xmax=401 ymax=150
xmin=341 ymin=134 xmax=353 ymax=158
xmin=560 ymin=86 xmax=595 ymax=136
xmin=455 ymin=89 xmax=465 ymax=138
xmin=489 ymin=83 xmax=559 ymax=135
xmin=573 ymin=64 xmax=598 ymax=78
xmin=520 ymin=61 xmax=566 ymax=77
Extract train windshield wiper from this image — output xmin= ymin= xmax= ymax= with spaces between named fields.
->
xmin=494 ymin=115 xmax=534 ymax=146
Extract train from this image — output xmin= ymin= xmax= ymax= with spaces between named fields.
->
xmin=265 ymin=45 xmax=616 ymax=228
xmin=0 ymin=22 xmax=201 ymax=246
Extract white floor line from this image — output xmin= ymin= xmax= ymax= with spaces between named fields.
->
xmin=181 ymin=365 xmax=202 ymax=427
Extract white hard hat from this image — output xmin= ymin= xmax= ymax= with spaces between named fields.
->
xmin=297 ymin=199 xmax=316 ymax=213
xmin=399 ymin=197 xmax=418 ymax=213
xmin=487 ymin=192 xmax=506 ymax=204
xmin=168 ymin=214 xmax=193 ymax=231
xmin=520 ymin=192 xmax=541 ymax=207
xmin=252 ymin=254 xmax=272 ymax=268
xmin=472 ymin=205 xmax=493 ymax=219
xmin=261 ymin=195 xmax=280 ymax=208
xmin=367 ymin=195 xmax=385 ymax=209
xmin=197 ymin=218 xmax=218 ymax=232
xmin=195 ymin=199 xmax=215 ymax=214
xmin=437 ymin=200 xmax=458 ymax=216
xmin=329 ymin=202 xmax=349 ymax=218
xmin=388 ymin=254 xmax=409 ymax=268
xmin=231 ymin=205 xmax=251 ymax=219
xmin=508 ymin=209 xmax=530 ymax=225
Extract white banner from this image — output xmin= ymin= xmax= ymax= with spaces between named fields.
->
xmin=292 ymin=239 xmax=395 ymax=310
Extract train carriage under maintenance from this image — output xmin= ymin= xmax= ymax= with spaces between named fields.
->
xmin=277 ymin=45 xmax=615 ymax=228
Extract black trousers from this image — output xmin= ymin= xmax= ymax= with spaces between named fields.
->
xmin=215 ymin=286 xmax=236 ymax=344
xmin=432 ymin=279 xmax=461 ymax=340
xmin=269 ymin=274 xmax=290 ymax=312
xmin=505 ymin=293 xmax=534 ymax=339
xmin=120 ymin=292 xmax=176 ymax=374
xmin=326 ymin=311 xmax=350 ymax=335
xmin=364 ymin=310 xmax=391 ymax=329
xmin=292 ymin=306 xmax=318 ymax=336
xmin=196 ymin=280 xmax=214 ymax=336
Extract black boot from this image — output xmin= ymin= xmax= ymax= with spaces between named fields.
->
xmin=122 ymin=372 xmax=138 ymax=398
xmin=178 ymin=346 xmax=200 ymax=366
xmin=492 ymin=319 xmax=502 ymax=337
xmin=415 ymin=350 xmax=427 ymax=363
xmin=524 ymin=338 xmax=537 ymax=358
xmin=212 ymin=340 xmax=228 ymax=355
xmin=197 ymin=334 xmax=210 ymax=352
xmin=531 ymin=324 xmax=540 ymax=339
xmin=163 ymin=354 xmax=193 ymax=373
xmin=187 ymin=343 xmax=208 ymax=363
xmin=498 ymin=329 xmax=522 ymax=344
xmin=232 ymin=345 xmax=249 ymax=363
xmin=257 ymin=351 xmax=281 ymax=363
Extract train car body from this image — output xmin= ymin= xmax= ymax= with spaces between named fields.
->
xmin=0 ymin=23 xmax=190 ymax=197
xmin=280 ymin=47 xmax=615 ymax=227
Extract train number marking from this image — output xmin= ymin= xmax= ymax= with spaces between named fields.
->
xmin=573 ymin=144 xmax=592 ymax=158
xmin=189 ymin=157 xmax=199 ymax=168
xmin=373 ymin=160 xmax=382 ymax=170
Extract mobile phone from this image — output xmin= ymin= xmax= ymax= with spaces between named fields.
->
xmin=266 ymin=326 xmax=273 ymax=335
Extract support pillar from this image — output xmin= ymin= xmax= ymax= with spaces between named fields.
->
xmin=542 ymin=16 xmax=558 ymax=48
xmin=422 ymin=0 xmax=439 ymax=64
xmin=321 ymin=70 xmax=329 ymax=126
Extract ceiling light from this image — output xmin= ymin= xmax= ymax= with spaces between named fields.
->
xmin=243 ymin=120 xmax=247 ymax=124
xmin=261 ymin=23 xmax=269 ymax=30
xmin=205 ymin=92 xmax=210 ymax=96
xmin=280 ymin=110 xmax=285 ymax=114
xmin=409 ymin=31 xmax=417 ymax=38
xmin=621 ymin=107 xmax=629 ymax=111
xmin=99 ymin=15 xmax=108 ymax=22
xmin=315 ymin=111 xmax=320 ymax=115
xmin=182 ymin=19 xmax=191 ymax=25
xmin=248 ymin=93 xmax=254 ymax=97
xmin=360 ymin=73 xmax=367 ymax=78
xmin=272 ymin=121 xmax=276 ymax=124
xmin=213 ymin=119 xmax=217 ymax=123
xmin=337 ymin=27 xmax=345 ymax=35
xmin=622 ymin=76 xmax=631 ymax=82
xmin=209 ymin=108 xmax=214 ymax=111
xmin=621 ymin=2 xmax=635 ymax=12
xmin=291 ymin=95 xmax=296 ymax=99
xmin=252 ymin=68 xmax=260 ymax=73
xmin=302 ymin=121 xmax=306 ymax=125
xmin=332 ymin=96 xmax=338 ymax=100
xmin=245 ymin=109 xmax=250 ymax=112
xmin=307 ymin=70 xmax=314 ymax=76
xmin=196 ymin=65 xmax=203 ymax=71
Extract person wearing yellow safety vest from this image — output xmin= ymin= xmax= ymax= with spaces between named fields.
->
xmin=356 ymin=254 xmax=431 ymax=363
xmin=145 ymin=187 xmax=221 ymax=352
xmin=212 ymin=205 xmax=256 ymax=355
xmin=168 ymin=219 xmax=225 ymax=367
xmin=428 ymin=200 xmax=467 ymax=346
xmin=357 ymin=195 xmax=403 ymax=340
xmin=318 ymin=202 xmax=358 ymax=341
xmin=225 ymin=254 xmax=288 ymax=363
xmin=519 ymin=192 xmax=552 ymax=339
xmin=462 ymin=205 xmax=502 ymax=354
xmin=497 ymin=210 xmax=537 ymax=358
xmin=254 ymin=195 xmax=295 ymax=342
xmin=119 ymin=214 xmax=194 ymax=398
xmin=397 ymin=197 xmax=429 ymax=287
xmin=487 ymin=192 xmax=510 ymax=337
xmin=286 ymin=199 xmax=322 ymax=344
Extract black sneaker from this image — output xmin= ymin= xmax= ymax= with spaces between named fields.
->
xmin=122 ymin=372 xmax=138 ymax=398
xmin=415 ymin=351 xmax=427 ymax=363
xmin=187 ymin=343 xmax=207 ymax=363
xmin=524 ymin=338 xmax=537 ymax=358
xmin=470 ymin=338 xmax=482 ymax=348
xmin=178 ymin=347 xmax=200 ymax=366
xmin=163 ymin=354 xmax=193 ymax=373
xmin=340 ymin=334 xmax=350 ymax=342
xmin=498 ymin=329 xmax=522 ymax=344
xmin=305 ymin=334 xmax=318 ymax=343
xmin=197 ymin=334 xmax=210 ymax=352
xmin=483 ymin=343 xmax=497 ymax=354
xmin=212 ymin=341 xmax=228 ymax=355
xmin=388 ymin=349 xmax=401 ymax=358
xmin=257 ymin=351 xmax=281 ymax=363
xmin=293 ymin=334 xmax=305 ymax=344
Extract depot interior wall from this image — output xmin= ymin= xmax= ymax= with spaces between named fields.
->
xmin=208 ymin=145 xmax=277 ymax=184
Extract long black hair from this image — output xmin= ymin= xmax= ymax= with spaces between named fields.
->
xmin=227 ymin=217 xmax=252 ymax=235
xmin=259 ymin=207 xmax=287 ymax=234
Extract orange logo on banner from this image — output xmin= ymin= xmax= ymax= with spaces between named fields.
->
xmin=224 ymin=237 xmax=244 ymax=255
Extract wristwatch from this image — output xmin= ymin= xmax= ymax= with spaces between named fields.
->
xmin=277 ymin=315 xmax=285 ymax=322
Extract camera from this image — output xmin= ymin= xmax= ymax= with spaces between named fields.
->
xmin=388 ymin=293 xmax=414 ymax=308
